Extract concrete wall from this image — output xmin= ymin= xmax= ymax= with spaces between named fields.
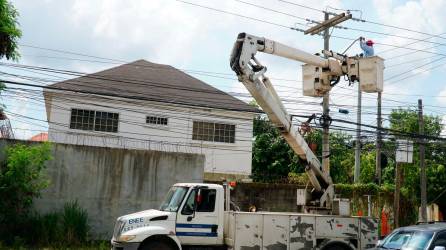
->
xmin=44 ymin=92 xmax=254 ymax=177
xmin=231 ymin=183 xmax=305 ymax=212
xmin=0 ymin=140 xmax=204 ymax=238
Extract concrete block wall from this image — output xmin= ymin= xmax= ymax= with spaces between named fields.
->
xmin=0 ymin=140 xmax=204 ymax=238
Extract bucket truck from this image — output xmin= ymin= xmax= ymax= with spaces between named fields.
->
xmin=111 ymin=33 xmax=383 ymax=250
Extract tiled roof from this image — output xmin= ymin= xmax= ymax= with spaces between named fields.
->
xmin=48 ymin=60 xmax=259 ymax=113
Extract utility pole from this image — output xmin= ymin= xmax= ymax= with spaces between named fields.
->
xmin=418 ymin=99 xmax=427 ymax=222
xmin=394 ymin=161 xmax=401 ymax=228
xmin=304 ymin=12 xmax=352 ymax=174
xmin=354 ymin=81 xmax=362 ymax=183
xmin=322 ymin=12 xmax=330 ymax=173
xmin=375 ymin=92 xmax=382 ymax=184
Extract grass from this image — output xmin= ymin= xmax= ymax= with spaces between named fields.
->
xmin=0 ymin=200 xmax=98 ymax=249
xmin=0 ymin=240 xmax=110 ymax=249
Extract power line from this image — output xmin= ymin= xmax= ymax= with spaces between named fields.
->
xmin=385 ymin=44 xmax=444 ymax=61
xmin=5 ymin=78 xmax=446 ymax=144
xmin=3 ymin=89 xmax=258 ymax=138
xmin=385 ymin=56 xmax=446 ymax=82
xmin=0 ymin=63 xmax=264 ymax=112
xmin=237 ymin=0 xmax=446 ymax=48
xmin=292 ymin=114 xmax=446 ymax=141
xmin=4 ymin=63 xmax=446 ymax=120
xmin=278 ymin=0 xmax=446 ymax=40
xmin=385 ymin=55 xmax=442 ymax=68
xmin=7 ymin=111 xmax=254 ymax=153
xmin=20 ymin=43 xmax=446 ymax=102
xmin=386 ymin=62 xmax=446 ymax=86
xmin=15 ymin=47 xmax=446 ymax=110
xmin=1 ymin=62 xmax=423 ymax=111
xmin=6 ymin=61 xmax=446 ymax=122
xmin=175 ymin=0 xmax=300 ymax=29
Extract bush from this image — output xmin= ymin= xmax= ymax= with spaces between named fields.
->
xmin=287 ymin=172 xmax=309 ymax=185
xmin=62 ymin=200 xmax=90 ymax=245
xmin=0 ymin=143 xmax=52 ymax=244
xmin=1 ymin=201 xmax=92 ymax=248
xmin=26 ymin=211 xmax=61 ymax=246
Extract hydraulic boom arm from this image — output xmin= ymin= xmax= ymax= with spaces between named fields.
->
xmin=230 ymin=33 xmax=337 ymax=209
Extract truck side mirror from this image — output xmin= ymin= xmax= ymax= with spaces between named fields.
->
xmin=187 ymin=189 xmax=200 ymax=221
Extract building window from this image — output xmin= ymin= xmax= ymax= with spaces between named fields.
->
xmin=95 ymin=111 xmax=119 ymax=132
xmin=192 ymin=121 xmax=235 ymax=143
xmin=70 ymin=109 xmax=119 ymax=133
xmin=146 ymin=116 xmax=168 ymax=126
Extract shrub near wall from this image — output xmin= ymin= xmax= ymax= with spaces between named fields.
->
xmin=0 ymin=143 xmax=52 ymax=244
xmin=5 ymin=200 xmax=92 ymax=248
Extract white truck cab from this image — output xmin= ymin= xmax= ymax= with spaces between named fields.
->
xmin=112 ymin=183 xmax=224 ymax=250
xmin=111 ymin=183 xmax=378 ymax=250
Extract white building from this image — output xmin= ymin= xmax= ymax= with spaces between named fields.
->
xmin=44 ymin=60 xmax=259 ymax=180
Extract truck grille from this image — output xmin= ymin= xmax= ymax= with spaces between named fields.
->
xmin=113 ymin=220 xmax=125 ymax=239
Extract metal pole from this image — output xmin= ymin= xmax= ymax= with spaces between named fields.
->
xmin=354 ymin=82 xmax=362 ymax=183
xmin=322 ymin=12 xmax=330 ymax=173
xmin=375 ymin=91 xmax=382 ymax=184
xmin=365 ymin=195 xmax=372 ymax=216
xmin=418 ymin=99 xmax=427 ymax=222
xmin=394 ymin=162 xmax=401 ymax=228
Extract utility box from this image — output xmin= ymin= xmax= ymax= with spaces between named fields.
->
xmin=302 ymin=64 xmax=332 ymax=97
xmin=332 ymin=198 xmax=351 ymax=216
xmin=396 ymin=139 xmax=413 ymax=163
xmin=358 ymin=56 xmax=384 ymax=93
xmin=296 ymin=188 xmax=310 ymax=206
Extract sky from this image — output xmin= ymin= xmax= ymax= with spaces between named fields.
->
xmin=3 ymin=0 xmax=446 ymax=139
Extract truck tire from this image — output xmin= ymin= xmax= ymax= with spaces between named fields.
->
xmin=324 ymin=245 xmax=349 ymax=250
xmin=325 ymin=247 xmax=345 ymax=250
xmin=139 ymin=240 xmax=174 ymax=250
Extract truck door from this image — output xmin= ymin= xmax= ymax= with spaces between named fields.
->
xmin=176 ymin=187 xmax=219 ymax=245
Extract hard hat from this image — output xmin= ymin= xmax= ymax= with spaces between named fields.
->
xmin=366 ymin=40 xmax=374 ymax=46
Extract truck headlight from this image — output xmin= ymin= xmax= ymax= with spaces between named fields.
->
xmin=118 ymin=235 xmax=136 ymax=242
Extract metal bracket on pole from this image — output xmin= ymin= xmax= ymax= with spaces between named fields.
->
xmin=304 ymin=13 xmax=352 ymax=35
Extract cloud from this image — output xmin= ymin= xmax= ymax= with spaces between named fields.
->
xmin=436 ymin=87 xmax=446 ymax=105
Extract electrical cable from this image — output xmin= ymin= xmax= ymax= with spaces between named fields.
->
xmin=278 ymin=0 xmax=446 ymax=40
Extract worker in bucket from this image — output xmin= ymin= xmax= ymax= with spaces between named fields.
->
xmin=359 ymin=37 xmax=374 ymax=57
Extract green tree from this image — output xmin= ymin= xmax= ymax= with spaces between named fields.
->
xmin=0 ymin=143 xmax=52 ymax=242
xmin=0 ymin=0 xmax=21 ymax=60
xmin=329 ymin=132 xmax=354 ymax=183
xmin=359 ymin=144 xmax=376 ymax=183
xmin=251 ymin=116 xmax=304 ymax=182
xmin=387 ymin=108 xmax=446 ymax=210
xmin=251 ymin=115 xmax=356 ymax=184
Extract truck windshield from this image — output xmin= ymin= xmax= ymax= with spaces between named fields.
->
xmin=381 ymin=231 xmax=433 ymax=250
xmin=159 ymin=186 xmax=189 ymax=212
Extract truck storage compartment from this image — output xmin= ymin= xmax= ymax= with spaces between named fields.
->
xmin=227 ymin=211 xmax=378 ymax=250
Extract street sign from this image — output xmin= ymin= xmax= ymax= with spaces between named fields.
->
xmin=396 ymin=139 xmax=413 ymax=163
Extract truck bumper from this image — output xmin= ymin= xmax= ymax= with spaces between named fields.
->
xmin=111 ymin=241 xmax=140 ymax=250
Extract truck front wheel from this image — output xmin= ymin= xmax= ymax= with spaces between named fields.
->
xmin=324 ymin=246 xmax=346 ymax=250
xmin=139 ymin=240 xmax=175 ymax=250
xmin=322 ymin=244 xmax=352 ymax=250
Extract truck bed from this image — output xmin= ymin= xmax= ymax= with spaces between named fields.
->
xmin=224 ymin=211 xmax=378 ymax=250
